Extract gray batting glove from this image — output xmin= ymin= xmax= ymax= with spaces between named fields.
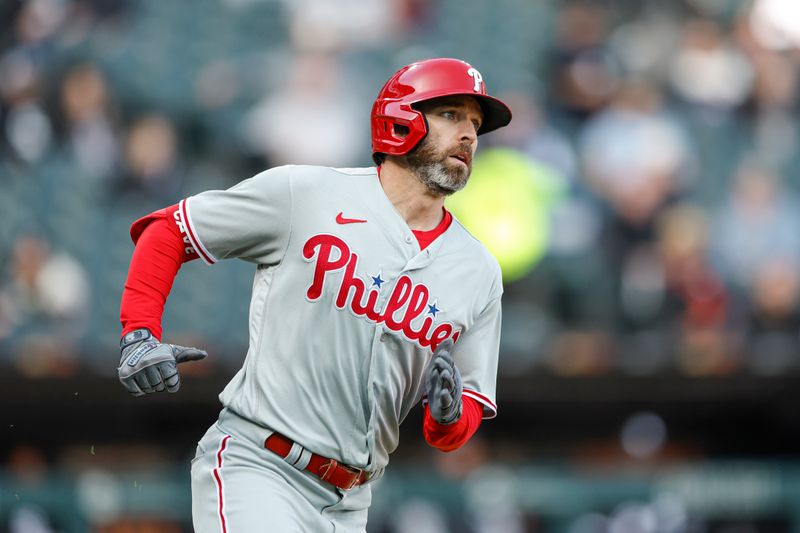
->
xmin=425 ymin=339 xmax=463 ymax=425
xmin=118 ymin=328 xmax=208 ymax=396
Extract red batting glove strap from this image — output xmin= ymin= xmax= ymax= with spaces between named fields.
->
xmin=423 ymin=395 xmax=482 ymax=452
xmin=120 ymin=204 xmax=198 ymax=340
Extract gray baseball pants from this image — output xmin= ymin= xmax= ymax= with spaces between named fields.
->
xmin=190 ymin=408 xmax=372 ymax=532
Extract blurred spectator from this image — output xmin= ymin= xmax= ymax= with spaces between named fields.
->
xmin=579 ymin=78 xmax=692 ymax=231
xmin=7 ymin=506 xmax=58 ymax=533
xmin=242 ymin=52 xmax=363 ymax=167
xmin=487 ymin=91 xmax=578 ymax=183
xmin=608 ymin=203 xmax=728 ymax=376
xmin=657 ymin=204 xmax=727 ymax=331
xmin=668 ymin=18 xmax=754 ymax=115
xmin=578 ymin=78 xmax=693 ymax=333
xmin=742 ymin=258 xmax=800 ymax=375
xmin=656 ymin=204 xmax=733 ymax=376
xmin=0 ymin=233 xmax=88 ymax=375
xmin=113 ymin=113 xmax=184 ymax=203
xmin=749 ymin=51 xmax=799 ymax=166
xmin=0 ymin=3 xmax=23 ymax=49
xmin=433 ymin=435 xmax=491 ymax=483
xmin=6 ymin=443 xmax=48 ymax=487
xmin=4 ymin=444 xmax=61 ymax=533
xmin=0 ymin=48 xmax=53 ymax=165
xmin=0 ymin=0 xmax=112 ymax=167
xmin=12 ymin=0 xmax=71 ymax=50
xmin=711 ymin=158 xmax=800 ymax=291
xmin=459 ymin=440 xmax=527 ymax=533
xmin=549 ymin=2 xmax=620 ymax=126
xmin=281 ymin=0 xmax=402 ymax=51
xmin=547 ymin=329 xmax=617 ymax=377
xmin=56 ymin=62 xmax=121 ymax=179
xmin=734 ymin=8 xmax=800 ymax=166
xmin=747 ymin=0 xmax=800 ymax=51
xmin=608 ymin=9 xmax=680 ymax=80
xmin=388 ymin=500 xmax=452 ymax=533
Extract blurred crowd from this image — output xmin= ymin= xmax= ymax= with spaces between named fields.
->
xmin=3 ymin=0 xmax=797 ymax=380
xmin=494 ymin=0 xmax=800 ymax=381
xmin=3 ymin=1 xmax=800 ymax=531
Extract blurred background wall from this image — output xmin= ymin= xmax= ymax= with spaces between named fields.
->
xmin=2 ymin=0 xmax=800 ymax=531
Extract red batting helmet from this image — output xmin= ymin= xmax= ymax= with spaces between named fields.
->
xmin=371 ymin=58 xmax=512 ymax=163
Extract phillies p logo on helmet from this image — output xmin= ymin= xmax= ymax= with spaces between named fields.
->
xmin=467 ymin=67 xmax=483 ymax=92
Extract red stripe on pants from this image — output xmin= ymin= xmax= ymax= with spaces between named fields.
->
xmin=213 ymin=435 xmax=231 ymax=533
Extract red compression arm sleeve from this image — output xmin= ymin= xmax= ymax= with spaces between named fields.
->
xmin=120 ymin=205 xmax=198 ymax=340
xmin=423 ymin=395 xmax=483 ymax=452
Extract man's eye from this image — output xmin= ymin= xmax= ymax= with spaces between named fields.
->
xmin=442 ymin=111 xmax=456 ymax=120
xmin=472 ymin=121 xmax=482 ymax=131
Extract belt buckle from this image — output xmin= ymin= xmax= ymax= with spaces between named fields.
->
xmin=340 ymin=464 xmax=364 ymax=490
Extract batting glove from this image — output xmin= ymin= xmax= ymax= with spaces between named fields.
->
xmin=118 ymin=328 xmax=208 ymax=396
xmin=425 ymin=339 xmax=463 ymax=425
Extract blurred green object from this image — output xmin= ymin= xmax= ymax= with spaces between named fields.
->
xmin=446 ymin=148 xmax=566 ymax=282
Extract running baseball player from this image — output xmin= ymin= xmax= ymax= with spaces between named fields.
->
xmin=118 ymin=57 xmax=512 ymax=532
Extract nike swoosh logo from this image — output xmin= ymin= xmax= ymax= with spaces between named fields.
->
xmin=336 ymin=212 xmax=367 ymax=224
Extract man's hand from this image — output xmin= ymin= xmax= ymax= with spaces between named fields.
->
xmin=425 ymin=339 xmax=463 ymax=424
xmin=118 ymin=328 xmax=208 ymax=396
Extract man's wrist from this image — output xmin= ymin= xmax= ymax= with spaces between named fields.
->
xmin=120 ymin=328 xmax=153 ymax=348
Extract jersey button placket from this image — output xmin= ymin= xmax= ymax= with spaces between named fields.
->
xmin=364 ymin=325 xmax=386 ymax=467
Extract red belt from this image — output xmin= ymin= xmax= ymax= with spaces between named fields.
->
xmin=264 ymin=432 xmax=369 ymax=491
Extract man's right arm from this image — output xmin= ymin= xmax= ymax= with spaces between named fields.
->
xmin=120 ymin=204 xmax=198 ymax=340
xmin=118 ymin=166 xmax=294 ymax=394
xmin=117 ymin=206 xmax=208 ymax=396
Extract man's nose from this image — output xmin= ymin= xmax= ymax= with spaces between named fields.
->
xmin=458 ymin=121 xmax=477 ymax=144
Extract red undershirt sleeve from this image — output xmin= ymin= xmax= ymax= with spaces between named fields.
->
xmin=423 ymin=395 xmax=483 ymax=452
xmin=120 ymin=204 xmax=198 ymax=341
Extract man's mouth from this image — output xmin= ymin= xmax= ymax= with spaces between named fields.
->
xmin=449 ymin=151 xmax=471 ymax=167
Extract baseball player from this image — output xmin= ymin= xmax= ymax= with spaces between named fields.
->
xmin=118 ymin=57 xmax=512 ymax=532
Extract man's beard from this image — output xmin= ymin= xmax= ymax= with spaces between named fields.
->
xmin=405 ymin=137 xmax=471 ymax=196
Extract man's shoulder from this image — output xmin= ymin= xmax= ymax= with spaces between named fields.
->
xmin=239 ymin=165 xmax=376 ymax=198
xmin=289 ymin=165 xmax=377 ymax=179
xmin=250 ymin=165 xmax=376 ymax=181
xmin=330 ymin=166 xmax=378 ymax=177
xmin=271 ymin=165 xmax=376 ymax=193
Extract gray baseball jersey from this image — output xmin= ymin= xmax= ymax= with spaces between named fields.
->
xmin=179 ymin=164 xmax=502 ymax=473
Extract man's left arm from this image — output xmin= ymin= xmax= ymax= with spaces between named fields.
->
xmin=423 ymin=396 xmax=483 ymax=452
xmin=423 ymin=295 xmax=502 ymax=451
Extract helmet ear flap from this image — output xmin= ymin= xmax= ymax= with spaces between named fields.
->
xmin=371 ymin=101 xmax=428 ymax=158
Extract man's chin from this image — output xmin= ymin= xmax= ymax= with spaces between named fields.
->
xmin=428 ymin=175 xmax=468 ymax=196
xmin=411 ymin=159 xmax=470 ymax=196
xmin=445 ymin=168 xmax=470 ymax=192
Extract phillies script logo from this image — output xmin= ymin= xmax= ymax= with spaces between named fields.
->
xmin=303 ymin=234 xmax=460 ymax=351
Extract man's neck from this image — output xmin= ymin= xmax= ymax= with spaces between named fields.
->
xmin=378 ymin=159 xmax=445 ymax=231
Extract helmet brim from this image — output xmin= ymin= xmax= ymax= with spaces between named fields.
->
xmin=473 ymin=94 xmax=512 ymax=136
